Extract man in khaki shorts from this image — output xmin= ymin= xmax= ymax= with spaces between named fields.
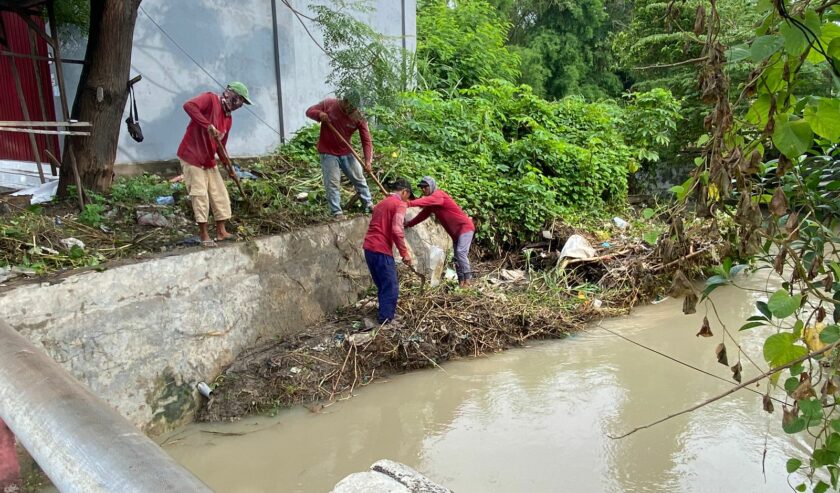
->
xmin=176 ymin=82 xmax=251 ymax=246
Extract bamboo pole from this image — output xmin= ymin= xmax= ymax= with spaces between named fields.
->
xmin=4 ymin=51 xmax=46 ymax=183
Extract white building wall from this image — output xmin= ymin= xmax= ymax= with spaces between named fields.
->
xmin=56 ymin=0 xmax=416 ymax=165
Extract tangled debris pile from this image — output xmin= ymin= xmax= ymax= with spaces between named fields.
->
xmin=199 ymin=215 xmax=722 ymax=422
xmin=198 ymin=273 xmax=588 ymax=422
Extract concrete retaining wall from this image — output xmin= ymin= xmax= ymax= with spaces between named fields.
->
xmin=0 ymin=217 xmax=447 ymax=435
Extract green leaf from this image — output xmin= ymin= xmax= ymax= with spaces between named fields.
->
xmin=786 ymin=458 xmax=802 ymax=473
xmin=780 ymin=22 xmax=809 ymax=56
xmin=669 ymin=185 xmax=685 ymax=196
xmin=642 ymin=208 xmax=655 ymax=220
xmin=831 ymin=419 xmax=840 ymax=433
xmin=739 ymin=321 xmax=765 ymax=331
xmin=767 ymin=289 xmax=802 ymax=318
xmin=706 ymin=275 xmax=728 ymax=286
xmin=799 ymin=398 xmax=823 ymax=420
xmin=751 ymin=35 xmax=784 ymax=61
xmin=814 ymin=481 xmax=829 ymax=493
xmin=812 ymin=449 xmax=840 ymax=468
xmin=764 ymin=332 xmax=808 ymax=368
xmin=643 ymin=231 xmax=659 ymax=245
xmin=830 ymin=37 xmax=840 ymax=60
xmin=757 ymin=300 xmax=773 ymax=320
xmin=747 ymin=94 xmax=772 ymax=127
xmin=772 ymin=116 xmax=814 ymax=159
xmin=785 ymin=376 xmax=800 ymax=392
xmin=820 ymin=325 xmax=840 ymax=344
xmin=784 ymin=417 xmax=808 ymax=434
xmin=727 ymin=44 xmax=751 ymax=62
xmin=804 ymin=99 xmax=840 ymax=142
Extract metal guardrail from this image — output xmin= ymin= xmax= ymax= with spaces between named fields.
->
xmin=0 ymin=320 xmax=213 ymax=492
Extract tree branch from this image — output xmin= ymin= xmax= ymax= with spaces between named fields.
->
xmin=609 ymin=340 xmax=840 ymax=439
xmin=632 ymin=56 xmax=709 ymax=71
xmin=816 ymin=0 xmax=840 ymax=14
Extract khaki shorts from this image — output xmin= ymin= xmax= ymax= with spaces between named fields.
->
xmin=180 ymin=159 xmax=231 ymax=223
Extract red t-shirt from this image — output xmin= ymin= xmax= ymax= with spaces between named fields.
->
xmin=177 ymin=92 xmax=232 ymax=169
xmin=305 ymin=98 xmax=373 ymax=163
xmin=406 ymin=190 xmax=475 ymax=239
xmin=363 ymin=194 xmax=410 ymax=259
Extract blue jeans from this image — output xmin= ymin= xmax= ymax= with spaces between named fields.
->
xmin=320 ymin=153 xmax=373 ymax=216
xmin=365 ymin=249 xmax=398 ymax=323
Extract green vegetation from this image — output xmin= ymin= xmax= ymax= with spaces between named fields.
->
xmin=417 ymin=0 xmax=520 ymax=91
xmin=274 ymin=80 xmax=680 ymax=248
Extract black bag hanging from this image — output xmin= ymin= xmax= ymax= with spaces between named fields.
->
xmin=125 ymin=84 xmax=144 ymax=143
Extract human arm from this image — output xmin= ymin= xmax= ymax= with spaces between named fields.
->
xmin=408 ymin=193 xmax=445 ymax=209
xmin=393 ymin=202 xmax=411 ymax=265
xmin=305 ymin=101 xmax=329 ymax=123
xmin=405 ymin=207 xmax=433 ymax=229
xmin=183 ymin=93 xmax=219 ymax=137
xmin=357 ymin=119 xmax=373 ymax=171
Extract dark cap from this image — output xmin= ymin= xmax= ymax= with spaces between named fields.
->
xmin=389 ymin=177 xmax=415 ymax=199
xmin=417 ymin=179 xmax=429 ymax=187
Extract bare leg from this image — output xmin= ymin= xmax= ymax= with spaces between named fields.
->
xmin=216 ymin=220 xmax=233 ymax=240
xmin=198 ymin=222 xmax=211 ymax=242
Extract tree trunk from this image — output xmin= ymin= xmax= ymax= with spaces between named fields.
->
xmin=58 ymin=0 xmax=141 ymax=195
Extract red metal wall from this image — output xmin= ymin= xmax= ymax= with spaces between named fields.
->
xmin=0 ymin=11 xmax=60 ymax=165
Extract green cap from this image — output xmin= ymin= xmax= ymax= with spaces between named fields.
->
xmin=227 ymin=81 xmax=252 ymax=105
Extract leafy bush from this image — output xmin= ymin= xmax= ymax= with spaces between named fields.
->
xmin=78 ymin=203 xmax=105 ymax=227
xmin=109 ymin=174 xmax=173 ymax=204
xmin=277 ymin=81 xmax=680 ymax=248
xmin=417 ymin=0 xmax=520 ymax=91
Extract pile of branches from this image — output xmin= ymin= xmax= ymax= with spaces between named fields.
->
xmin=198 ymin=280 xmax=593 ymax=422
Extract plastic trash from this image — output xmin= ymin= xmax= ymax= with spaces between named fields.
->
xmin=197 ymin=382 xmax=213 ymax=398
xmin=233 ymin=165 xmax=258 ymax=180
xmin=612 ymin=217 xmax=629 ymax=230
xmin=60 ymin=237 xmax=85 ymax=250
xmin=136 ymin=211 xmax=170 ymax=227
xmin=601 ymin=242 xmax=611 ymax=248
xmin=592 ymin=299 xmax=603 ymax=309
xmin=295 ymin=192 xmax=309 ymax=201
xmin=54 ymin=216 xmax=62 ymax=226
xmin=12 ymin=180 xmax=58 ymax=204
xmin=155 ymin=195 xmax=174 ymax=205
xmin=559 ymin=234 xmax=596 ymax=259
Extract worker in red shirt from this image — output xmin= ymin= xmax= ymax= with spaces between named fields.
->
xmin=176 ymin=82 xmax=251 ymax=247
xmin=406 ymin=176 xmax=476 ymax=287
xmin=305 ymin=95 xmax=374 ymax=219
xmin=363 ymin=177 xmax=414 ymax=324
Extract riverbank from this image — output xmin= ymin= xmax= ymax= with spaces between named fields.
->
xmin=199 ymin=215 xmax=721 ymax=422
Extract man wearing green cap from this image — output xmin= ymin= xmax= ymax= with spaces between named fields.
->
xmin=177 ymin=82 xmax=251 ymax=247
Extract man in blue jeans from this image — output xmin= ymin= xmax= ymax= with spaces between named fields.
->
xmin=363 ymin=178 xmax=414 ymax=324
xmin=305 ymin=96 xmax=374 ymax=219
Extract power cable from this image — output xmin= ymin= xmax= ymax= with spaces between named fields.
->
xmin=137 ymin=6 xmax=282 ymax=137
xmin=594 ymin=322 xmax=786 ymax=405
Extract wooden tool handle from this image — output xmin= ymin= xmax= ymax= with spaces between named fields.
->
xmin=325 ymin=121 xmax=388 ymax=196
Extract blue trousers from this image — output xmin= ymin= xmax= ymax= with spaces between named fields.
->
xmin=365 ymin=249 xmax=398 ymax=323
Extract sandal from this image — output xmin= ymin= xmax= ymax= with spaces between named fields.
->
xmin=201 ymin=240 xmax=217 ymax=248
xmin=216 ymin=234 xmax=238 ymax=242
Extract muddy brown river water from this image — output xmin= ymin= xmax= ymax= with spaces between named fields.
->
xmin=161 ymin=275 xmax=811 ymax=492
